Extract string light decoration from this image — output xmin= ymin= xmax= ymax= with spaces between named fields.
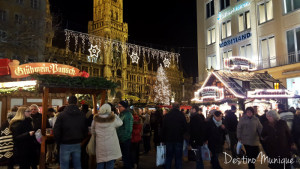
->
xmin=154 ymin=64 xmax=171 ymax=105
xmin=64 ymin=29 xmax=180 ymax=65
xmin=88 ymin=44 xmax=101 ymax=63
xmin=163 ymin=57 xmax=171 ymax=68
xmin=130 ymin=52 xmax=139 ymax=64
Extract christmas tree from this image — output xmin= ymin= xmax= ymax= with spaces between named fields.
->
xmin=154 ymin=64 xmax=171 ymax=105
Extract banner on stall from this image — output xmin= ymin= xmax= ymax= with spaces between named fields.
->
xmin=8 ymin=60 xmax=80 ymax=78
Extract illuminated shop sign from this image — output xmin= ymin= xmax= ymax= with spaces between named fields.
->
xmin=8 ymin=60 xmax=80 ymax=78
xmin=220 ymin=32 xmax=251 ymax=48
xmin=217 ymin=1 xmax=250 ymax=21
xmin=193 ymin=86 xmax=224 ymax=102
xmin=247 ymin=89 xmax=297 ymax=98
xmin=224 ymin=57 xmax=256 ymax=71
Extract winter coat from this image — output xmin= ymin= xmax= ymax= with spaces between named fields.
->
xmin=205 ymin=118 xmax=226 ymax=153
xmin=162 ymin=108 xmax=187 ymax=143
xmin=279 ymin=111 xmax=294 ymax=130
xmin=131 ymin=114 xmax=142 ymax=143
xmin=53 ymin=104 xmax=88 ymax=144
xmin=31 ymin=113 xmax=50 ymax=131
xmin=292 ymin=115 xmax=300 ymax=150
xmin=224 ymin=111 xmax=238 ymax=132
xmin=0 ymin=120 xmax=14 ymax=166
xmin=117 ymin=110 xmax=133 ymax=143
xmin=10 ymin=117 xmax=38 ymax=165
xmin=189 ymin=113 xmax=205 ymax=147
xmin=92 ymin=113 xmax=123 ymax=163
xmin=261 ymin=120 xmax=292 ymax=169
xmin=237 ymin=115 xmax=262 ymax=146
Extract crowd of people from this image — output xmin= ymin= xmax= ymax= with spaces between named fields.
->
xmin=1 ymin=96 xmax=300 ymax=169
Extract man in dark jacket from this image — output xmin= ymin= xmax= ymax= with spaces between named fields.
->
xmin=53 ymin=96 xmax=88 ymax=169
xmin=205 ymin=111 xmax=226 ymax=169
xmin=189 ymin=105 xmax=205 ymax=169
xmin=162 ymin=102 xmax=187 ymax=169
xmin=224 ymin=105 xmax=238 ymax=158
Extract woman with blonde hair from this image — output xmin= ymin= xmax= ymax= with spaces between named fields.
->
xmin=9 ymin=107 xmax=38 ymax=169
xmin=91 ymin=103 xmax=123 ymax=169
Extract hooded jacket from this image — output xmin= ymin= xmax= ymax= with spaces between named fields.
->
xmin=53 ymin=104 xmax=88 ymax=144
xmin=117 ymin=109 xmax=133 ymax=143
xmin=92 ymin=113 xmax=123 ymax=163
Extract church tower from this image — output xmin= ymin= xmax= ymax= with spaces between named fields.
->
xmin=88 ymin=0 xmax=128 ymax=92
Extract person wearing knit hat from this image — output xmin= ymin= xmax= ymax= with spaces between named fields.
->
xmin=91 ymin=103 xmax=123 ymax=169
xmin=117 ymin=101 xmax=133 ymax=169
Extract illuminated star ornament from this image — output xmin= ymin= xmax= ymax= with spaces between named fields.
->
xmin=88 ymin=44 xmax=101 ymax=63
xmin=130 ymin=52 xmax=139 ymax=64
xmin=163 ymin=57 xmax=171 ymax=68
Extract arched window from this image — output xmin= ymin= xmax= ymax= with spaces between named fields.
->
xmin=117 ymin=69 xmax=122 ymax=77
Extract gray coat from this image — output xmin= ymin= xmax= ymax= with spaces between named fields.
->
xmin=237 ymin=115 xmax=262 ymax=146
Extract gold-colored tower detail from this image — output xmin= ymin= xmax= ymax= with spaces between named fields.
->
xmin=88 ymin=0 xmax=128 ymax=82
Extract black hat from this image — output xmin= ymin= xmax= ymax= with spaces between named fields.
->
xmin=231 ymin=105 xmax=237 ymax=111
xmin=119 ymin=100 xmax=128 ymax=108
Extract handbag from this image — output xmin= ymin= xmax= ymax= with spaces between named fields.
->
xmin=86 ymin=134 xmax=96 ymax=155
xmin=188 ymin=149 xmax=201 ymax=161
xmin=156 ymin=143 xmax=166 ymax=166
xmin=201 ymin=144 xmax=211 ymax=161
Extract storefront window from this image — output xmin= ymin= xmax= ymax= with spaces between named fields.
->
xmin=287 ymin=77 xmax=300 ymax=108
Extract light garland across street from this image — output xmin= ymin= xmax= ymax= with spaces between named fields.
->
xmin=64 ymin=29 xmax=180 ymax=67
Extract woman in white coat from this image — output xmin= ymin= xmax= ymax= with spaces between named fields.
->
xmin=91 ymin=104 xmax=123 ymax=169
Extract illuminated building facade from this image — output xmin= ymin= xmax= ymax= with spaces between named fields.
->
xmin=45 ymin=0 xmax=189 ymax=104
xmin=0 ymin=0 xmax=53 ymax=63
xmin=197 ymin=0 xmax=300 ymax=107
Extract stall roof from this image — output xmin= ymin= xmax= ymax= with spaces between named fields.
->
xmin=200 ymin=70 xmax=286 ymax=98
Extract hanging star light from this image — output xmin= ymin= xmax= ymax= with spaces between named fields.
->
xmin=88 ymin=44 xmax=101 ymax=63
xmin=130 ymin=52 xmax=139 ymax=64
xmin=163 ymin=57 xmax=171 ymax=68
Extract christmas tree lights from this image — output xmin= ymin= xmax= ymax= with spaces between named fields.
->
xmin=154 ymin=64 xmax=171 ymax=105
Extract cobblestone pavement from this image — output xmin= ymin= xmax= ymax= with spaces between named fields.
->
xmin=132 ymin=146 xmax=270 ymax=169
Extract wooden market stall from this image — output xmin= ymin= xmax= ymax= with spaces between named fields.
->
xmin=32 ymin=74 xmax=117 ymax=169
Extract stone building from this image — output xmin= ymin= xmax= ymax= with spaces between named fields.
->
xmin=197 ymin=0 xmax=300 ymax=107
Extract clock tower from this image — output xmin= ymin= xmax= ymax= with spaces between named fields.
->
xmin=88 ymin=0 xmax=128 ymax=93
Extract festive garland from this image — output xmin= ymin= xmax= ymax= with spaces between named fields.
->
xmin=0 ymin=86 xmax=36 ymax=94
xmin=30 ymin=74 xmax=118 ymax=94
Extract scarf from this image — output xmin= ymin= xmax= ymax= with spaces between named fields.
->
xmin=213 ymin=117 xmax=222 ymax=127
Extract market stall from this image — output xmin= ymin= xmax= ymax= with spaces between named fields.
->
xmin=192 ymin=69 xmax=300 ymax=115
xmin=0 ymin=60 xmax=117 ymax=169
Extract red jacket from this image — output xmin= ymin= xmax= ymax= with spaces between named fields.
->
xmin=131 ymin=115 xmax=142 ymax=143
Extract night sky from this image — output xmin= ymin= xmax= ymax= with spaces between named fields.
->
xmin=49 ymin=0 xmax=198 ymax=79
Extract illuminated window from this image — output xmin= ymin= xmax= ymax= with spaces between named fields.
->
xmin=206 ymin=1 xmax=215 ymax=18
xmin=258 ymin=0 xmax=273 ymax=24
xmin=221 ymin=20 xmax=231 ymax=39
xmin=207 ymin=27 xmax=216 ymax=45
xmin=222 ymin=50 xmax=232 ymax=60
xmin=260 ymin=36 xmax=276 ymax=68
xmin=274 ymin=82 xmax=279 ymax=89
xmin=286 ymin=27 xmax=300 ymax=63
xmin=240 ymin=44 xmax=252 ymax=58
xmin=284 ymin=0 xmax=300 ymax=13
xmin=0 ymin=10 xmax=7 ymax=22
xmin=207 ymin=55 xmax=216 ymax=69
xmin=238 ymin=11 xmax=251 ymax=32
xmin=220 ymin=0 xmax=230 ymax=11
